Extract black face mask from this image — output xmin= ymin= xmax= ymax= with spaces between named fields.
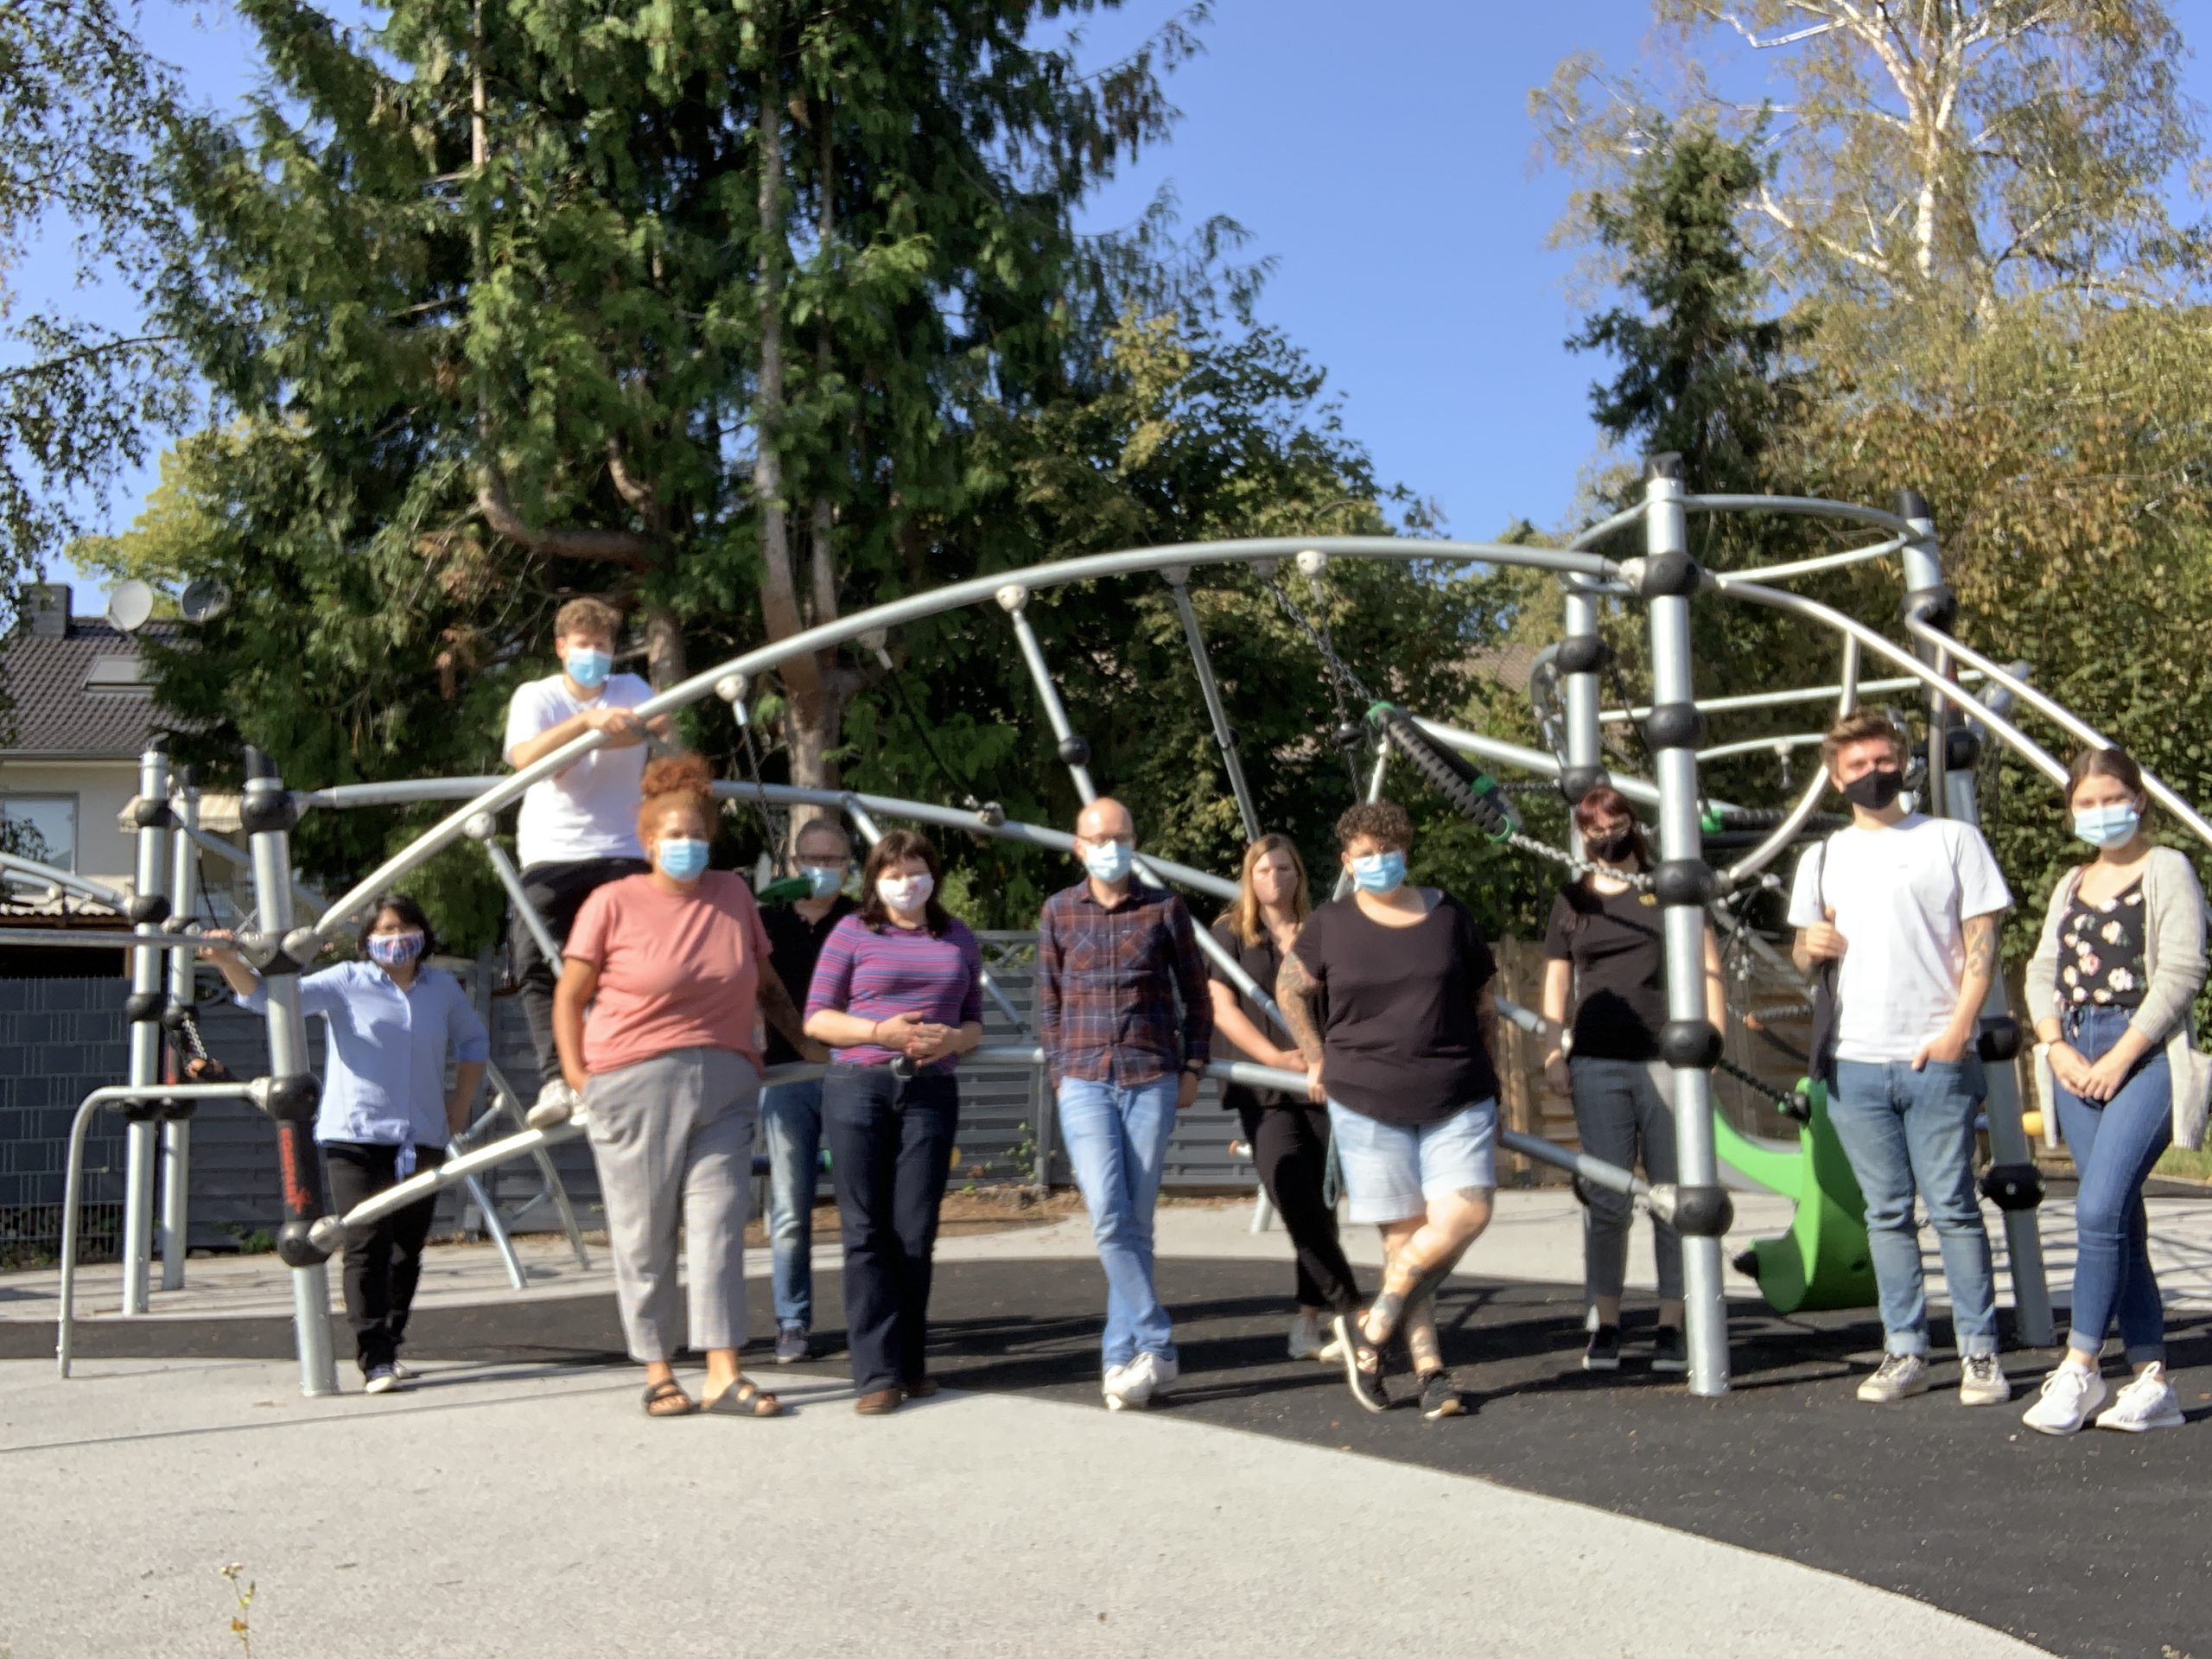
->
xmin=1586 ymin=829 xmax=1637 ymax=863
xmin=1841 ymin=766 xmax=1904 ymax=811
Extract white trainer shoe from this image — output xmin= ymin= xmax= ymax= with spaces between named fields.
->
xmin=1143 ymin=1351 xmax=1178 ymax=1396
xmin=2022 ymin=1363 xmax=2107 ymax=1435
xmin=526 ymin=1079 xmax=582 ymax=1131
xmin=1856 ymin=1352 xmax=1931 ymax=1403
xmin=2094 ymin=1363 xmax=2183 ymax=1433
xmin=1103 ymin=1359 xmax=1154 ymax=1413
xmin=1287 ymin=1312 xmax=1327 ymax=1361
xmin=1958 ymin=1352 xmax=2012 ymax=1406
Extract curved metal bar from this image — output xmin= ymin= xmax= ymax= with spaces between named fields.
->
xmin=298 ymin=779 xmax=502 ymax=810
xmin=1164 ymin=572 xmax=1264 ymax=842
xmin=1718 ymin=532 xmax=1910 ymax=584
xmin=1901 ymin=615 xmax=2212 ymax=851
xmin=0 ymin=928 xmax=202 ymax=951
xmin=0 ymin=851 xmax=127 ymax=910
xmin=1712 ymin=578 xmax=2069 ymax=785
xmin=1566 ymin=500 xmax=1651 ymax=551
xmin=1681 ymin=493 xmax=1918 ymax=539
xmin=1698 ymin=733 xmax=1826 ymax=763
xmin=1602 ymin=670 xmax=1980 ymax=723
xmin=1724 ymin=634 xmax=1862 ymax=889
xmin=308 ymin=534 xmax=1620 ymax=937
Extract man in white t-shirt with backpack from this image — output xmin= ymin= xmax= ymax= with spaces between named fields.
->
xmin=1788 ymin=707 xmax=2013 ymax=1408
xmin=503 ymin=597 xmax=669 ymax=1119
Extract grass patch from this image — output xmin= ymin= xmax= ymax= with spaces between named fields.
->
xmin=2154 ymin=1145 xmax=2212 ymax=1184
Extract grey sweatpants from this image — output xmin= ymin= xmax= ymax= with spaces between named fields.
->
xmin=1569 ymin=1056 xmax=1683 ymax=1304
xmin=584 ymin=1046 xmax=760 ymax=1363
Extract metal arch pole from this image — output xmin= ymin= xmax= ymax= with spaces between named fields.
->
xmin=1164 ymin=570 xmax=1263 ymax=842
xmin=998 ymin=586 xmax=1099 ymax=803
xmin=308 ymin=533 xmax=1624 ymax=938
xmin=121 ymin=742 xmax=174 ymax=1317
xmin=839 ymin=795 xmax=1028 ymax=1033
xmin=1723 ymin=636 xmax=1863 ymax=889
xmin=484 ymin=1059 xmax=589 ymax=1269
xmin=1895 ymin=497 xmax=2055 ymax=1349
xmin=1642 ymin=465 xmax=1732 ymax=1397
xmin=464 ymin=1170 xmax=527 ymax=1289
xmin=0 ymin=851 xmax=129 ymax=910
xmin=159 ymin=776 xmax=200 ymax=1292
xmin=57 ymin=1081 xmax=264 ymax=1376
xmin=243 ymin=751 xmax=340 ymax=1397
xmin=1561 ymin=583 xmax=1603 ymax=793
xmin=482 ymin=839 xmax=562 ymax=969
xmin=1602 ymin=670 xmax=1980 ymax=723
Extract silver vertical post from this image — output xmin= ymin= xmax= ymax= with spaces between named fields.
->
xmin=158 ymin=773 xmax=199 ymax=1292
xmin=1163 ymin=569 xmax=1263 ymax=842
xmin=997 ymin=586 xmax=1099 ymax=804
xmin=243 ymin=750 xmax=340 ymax=1396
xmin=121 ymin=741 xmax=173 ymax=1315
xmin=1895 ymin=493 xmax=2054 ymax=1348
xmin=1639 ymin=459 xmax=1731 ymax=1397
xmin=1560 ymin=582 xmax=1605 ymax=803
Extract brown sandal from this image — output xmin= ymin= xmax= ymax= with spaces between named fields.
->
xmin=642 ymin=1379 xmax=696 ymax=1418
xmin=701 ymin=1377 xmax=784 ymax=1418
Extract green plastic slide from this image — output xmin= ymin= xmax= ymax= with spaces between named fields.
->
xmin=1712 ymin=1078 xmax=1878 ymax=1314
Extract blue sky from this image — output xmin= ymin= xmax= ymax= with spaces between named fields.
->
xmin=26 ymin=0 xmax=2212 ymax=604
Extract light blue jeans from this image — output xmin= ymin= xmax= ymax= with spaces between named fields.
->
xmin=1830 ymin=1058 xmax=1999 ymax=1357
xmin=1057 ymin=1075 xmax=1179 ymax=1370
xmin=760 ymin=1078 xmax=823 ymax=1331
xmin=2056 ymin=1003 xmax=2172 ymax=1365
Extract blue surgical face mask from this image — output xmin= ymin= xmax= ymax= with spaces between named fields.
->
xmin=564 ymin=646 xmax=613 ymax=689
xmin=1083 ymin=840 xmax=1135 ymax=883
xmin=2074 ymin=803 xmax=2142 ymax=849
xmin=656 ymin=837 xmax=709 ymax=881
xmin=366 ymin=930 xmax=424 ymax=969
xmin=1351 ymin=850 xmax=1408 ymax=894
xmin=801 ymin=864 xmax=846 ymax=899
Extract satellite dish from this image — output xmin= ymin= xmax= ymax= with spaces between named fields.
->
xmin=179 ymin=578 xmax=232 ymax=624
xmin=106 ymin=580 xmax=156 ymax=633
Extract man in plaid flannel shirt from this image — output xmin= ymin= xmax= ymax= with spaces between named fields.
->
xmin=1036 ymin=796 xmax=1213 ymax=1411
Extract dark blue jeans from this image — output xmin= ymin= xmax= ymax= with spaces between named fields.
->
xmin=822 ymin=1064 xmax=959 ymax=1395
xmin=2056 ymin=1003 xmax=2172 ymax=1364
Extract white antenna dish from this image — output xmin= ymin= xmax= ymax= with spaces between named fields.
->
xmin=179 ymin=578 xmax=232 ymax=624
xmin=106 ymin=580 xmax=156 ymax=633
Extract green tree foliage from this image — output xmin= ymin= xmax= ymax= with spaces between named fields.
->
xmin=0 ymin=0 xmax=195 ymax=619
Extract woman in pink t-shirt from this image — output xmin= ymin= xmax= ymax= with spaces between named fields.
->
xmin=554 ymin=754 xmax=815 ymax=1418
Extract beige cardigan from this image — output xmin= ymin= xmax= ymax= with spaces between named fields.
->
xmin=2024 ymin=844 xmax=2211 ymax=1149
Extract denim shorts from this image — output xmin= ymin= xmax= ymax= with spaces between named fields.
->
xmin=1327 ymin=1098 xmax=1497 ymax=1224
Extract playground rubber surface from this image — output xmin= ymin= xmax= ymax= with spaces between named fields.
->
xmin=13 ymin=1255 xmax=2208 ymax=1659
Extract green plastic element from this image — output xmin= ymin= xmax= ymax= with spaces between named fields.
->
xmin=1365 ymin=700 xmax=1397 ymax=722
xmin=755 ymin=874 xmax=811 ymax=905
xmin=1711 ymin=1077 xmax=1878 ymax=1314
xmin=1700 ymin=805 xmax=1726 ymax=835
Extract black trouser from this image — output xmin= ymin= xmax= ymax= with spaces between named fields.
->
xmin=322 ymin=1141 xmax=446 ymax=1375
xmin=514 ymin=855 xmax=648 ymax=1085
xmin=1230 ymin=1088 xmax=1362 ymax=1315
xmin=822 ymin=1065 xmax=959 ymax=1395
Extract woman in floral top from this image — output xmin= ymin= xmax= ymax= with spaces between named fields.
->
xmin=2021 ymin=747 xmax=2209 ymax=1437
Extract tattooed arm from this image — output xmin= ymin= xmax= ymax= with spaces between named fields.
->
xmin=1916 ymin=909 xmax=2000 ymax=1069
xmin=1274 ymin=949 xmax=1329 ymax=1103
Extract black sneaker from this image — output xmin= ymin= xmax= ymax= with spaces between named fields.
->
xmin=1418 ymin=1370 xmax=1464 ymax=1421
xmin=1651 ymin=1325 xmax=1688 ymax=1374
xmin=1582 ymin=1324 xmax=1623 ymax=1373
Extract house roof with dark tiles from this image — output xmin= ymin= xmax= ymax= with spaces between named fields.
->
xmin=0 ymin=617 xmax=175 ymax=760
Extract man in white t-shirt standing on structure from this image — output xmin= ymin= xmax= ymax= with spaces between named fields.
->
xmin=1788 ymin=707 xmax=2013 ymax=1408
xmin=504 ymin=597 xmax=669 ymax=1117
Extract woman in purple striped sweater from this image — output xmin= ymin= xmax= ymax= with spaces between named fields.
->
xmin=803 ymin=829 xmax=985 ymax=1414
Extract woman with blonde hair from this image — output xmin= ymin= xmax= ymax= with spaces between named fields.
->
xmin=2021 ymin=746 xmax=2209 ymax=1435
xmin=1208 ymin=833 xmax=1363 ymax=1359
xmin=555 ymin=753 xmax=811 ymax=1418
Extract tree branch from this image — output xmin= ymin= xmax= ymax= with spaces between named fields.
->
xmin=474 ymin=465 xmax=653 ymax=569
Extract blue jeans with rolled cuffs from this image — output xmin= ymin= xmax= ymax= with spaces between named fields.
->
xmin=760 ymin=1078 xmax=824 ymax=1331
xmin=2056 ymin=1003 xmax=2172 ymax=1365
xmin=1057 ymin=1076 xmax=1179 ymax=1370
xmin=1828 ymin=1056 xmax=1999 ymax=1357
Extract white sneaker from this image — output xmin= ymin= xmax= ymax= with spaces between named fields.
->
xmin=526 ymin=1079 xmax=585 ymax=1131
xmin=1287 ymin=1312 xmax=1326 ymax=1361
xmin=1103 ymin=1359 xmax=1154 ymax=1413
xmin=1856 ymin=1352 xmax=1932 ymax=1403
xmin=1958 ymin=1352 xmax=2012 ymax=1407
xmin=2022 ymin=1363 xmax=2107 ymax=1435
xmin=1144 ymin=1351 xmax=1178 ymax=1395
xmin=2094 ymin=1363 xmax=2183 ymax=1433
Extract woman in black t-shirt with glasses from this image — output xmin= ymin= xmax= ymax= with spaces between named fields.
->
xmin=1539 ymin=785 xmax=1726 ymax=1376
xmin=1208 ymin=835 xmax=1363 ymax=1361
xmin=1278 ymin=799 xmax=1500 ymax=1423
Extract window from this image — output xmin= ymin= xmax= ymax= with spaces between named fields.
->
xmin=0 ymin=795 xmax=77 ymax=871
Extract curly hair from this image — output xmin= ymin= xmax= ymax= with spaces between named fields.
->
xmin=636 ymin=751 xmax=715 ymax=842
xmin=1334 ymin=798 xmax=1413 ymax=851
xmin=553 ymin=596 xmax=622 ymax=643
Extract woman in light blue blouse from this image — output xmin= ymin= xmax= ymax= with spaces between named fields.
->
xmin=203 ymin=894 xmax=488 ymax=1394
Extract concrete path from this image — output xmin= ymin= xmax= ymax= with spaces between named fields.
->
xmin=0 ymin=1353 xmax=2047 ymax=1659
